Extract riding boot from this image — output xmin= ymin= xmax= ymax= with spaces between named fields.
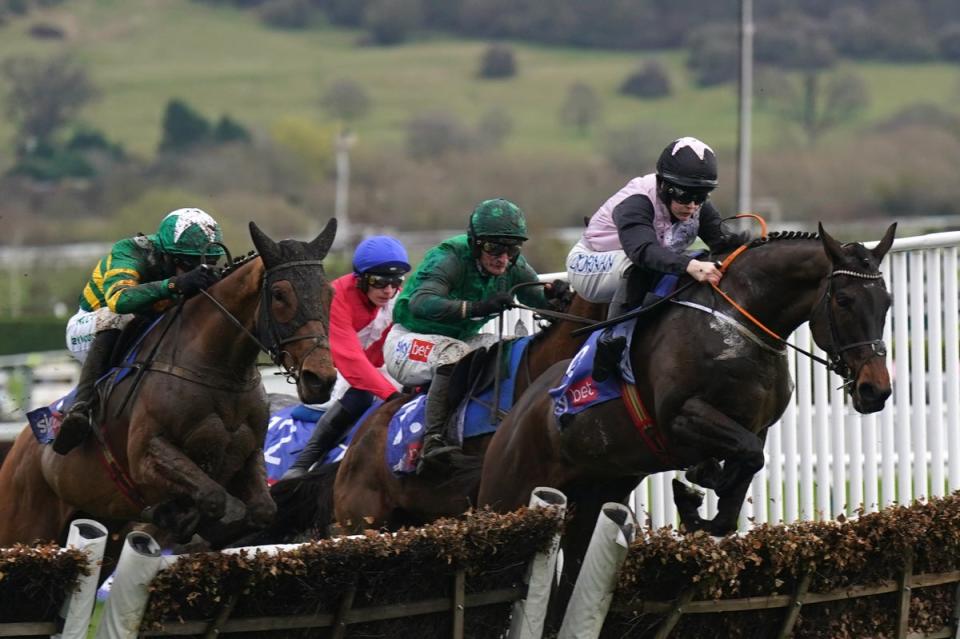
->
xmin=282 ymin=401 xmax=355 ymax=479
xmin=53 ymin=328 xmax=121 ymax=455
xmin=592 ymin=329 xmax=626 ymax=383
xmin=417 ymin=364 xmax=458 ymax=476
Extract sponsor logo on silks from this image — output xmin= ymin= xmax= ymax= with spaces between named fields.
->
xmin=409 ymin=339 xmax=434 ymax=363
xmin=567 ymin=252 xmax=616 ymax=275
xmin=565 ymin=376 xmax=598 ymax=408
xmin=70 ymin=333 xmax=95 ymax=347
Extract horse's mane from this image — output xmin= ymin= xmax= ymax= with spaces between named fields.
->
xmin=710 ymin=230 xmax=821 ymax=261
xmin=220 ymin=250 xmax=260 ymax=279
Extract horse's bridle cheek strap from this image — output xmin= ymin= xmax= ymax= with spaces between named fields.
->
xmin=817 ymin=270 xmax=886 ymax=385
xmin=257 ymin=260 xmax=330 ymax=381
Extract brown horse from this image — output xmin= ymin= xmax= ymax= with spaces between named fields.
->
xmin=478 ymin=223 xmax=897 ymax=612
xmin=0 ymin=220 xmax=339 ymax=548
xmin=332 ymin=293 xmax=606 ymax=532
xmin=260 ymin=293 xmax=605 ymax=540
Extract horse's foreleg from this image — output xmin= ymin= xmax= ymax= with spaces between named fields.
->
xmin=670 ymin=397 xmax=765 ymax=535
xmin=135 ymin=436 xmax=227 ymax=521
xmin=231 ymin=449 xmax=277 ymax=530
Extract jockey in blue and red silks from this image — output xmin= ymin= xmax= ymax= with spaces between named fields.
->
xmin=281 ymin=236 xmax=411 ymax=479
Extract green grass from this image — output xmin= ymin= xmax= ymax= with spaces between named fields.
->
xmin=0 ymin=1 xmax=959 ymax=160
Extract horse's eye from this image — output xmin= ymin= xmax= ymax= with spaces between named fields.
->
xmin=272 ymin=288 xmax=285 ymax=302
xmin=835 ymin=292 xmax=854 ymax=308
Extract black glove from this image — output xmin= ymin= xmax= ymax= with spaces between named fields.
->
xmin=545 ymin=279 xmax=571 ymax=300
xmin=171 ymin=264 xmax=219 ymax=298
xmin=469 ymin=292 xmax=514 ymax=317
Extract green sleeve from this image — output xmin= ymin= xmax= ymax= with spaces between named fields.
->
xmin=407 ymin=251 xmax=468 ymax=322
xmin=101 ymin=241 xmax=176 ymax=314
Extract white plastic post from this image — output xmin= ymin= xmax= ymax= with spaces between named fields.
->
xmin=94 ymin=531 xmax=162 ymax=639
xmin=557 ymin=503 xmax=636 ymax=639
xmin=55 ymin=519 xmax=108 ymax=639
xmin=508 ymin=487 xmax=568 ymax=639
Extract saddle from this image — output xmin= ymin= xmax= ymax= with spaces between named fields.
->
xmin=446 ymin=343 xmax=510 ymax=413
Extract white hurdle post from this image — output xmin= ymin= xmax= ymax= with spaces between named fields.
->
xmin=509 ymin=487 xmax=568 ymax=639
xmin=55 ymin=519 xmax=109 ymax=639
xmin=557 ymin=502 xmax=636 ymax=639
xmin=95 ymin=531 xmax=163 ymax=639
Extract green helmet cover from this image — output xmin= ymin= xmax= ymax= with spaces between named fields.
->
xmin=155 ymin=208 xmax=225 ymax=257
xmin=468 ymin=198 xmax=528 ymax=241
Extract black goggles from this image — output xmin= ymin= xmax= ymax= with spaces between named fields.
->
xmin=365 ymin=274 xmax=405 ymax=289
xmin=664 ymin=183 xmax=712 ymax=205
xmin=174 ymin=254 xmax=219 ymax=269
xmin=479 ymin=240 xmax=522 ymax=258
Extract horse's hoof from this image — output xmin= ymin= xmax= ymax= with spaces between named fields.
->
xmin=197 ymin=489 xmax=228 ymax=521
xmin=246 ymin=500 xmax=278 ymax=529
xmin=672 ymin=478 xmax=704 ymax=508
xmin=685 ymin=459 xmax=723 ymax=489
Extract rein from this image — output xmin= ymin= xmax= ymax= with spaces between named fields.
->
xmin=709 ymin=217 xmax=886 ymax=386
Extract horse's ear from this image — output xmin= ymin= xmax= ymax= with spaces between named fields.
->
xmin=871 ymin=222 xmax=897 ymax=264
xmin=309 ymin=218 xmax=338 ymax=260
xmin=249 ymin=221 xmax=281 ymax=267
xmin=818 ymin=222 xmax=845 ymax=265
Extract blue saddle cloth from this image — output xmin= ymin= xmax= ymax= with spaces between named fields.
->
xmin=25 ymin=317 xmax=163 ymax=445
xmin=263 ymin=401 xmax=381 ymax=483
xmin=548 ymin=318 xmax=638 ymax=425
xmin=385 ymin=336 xmax=533 ymax=475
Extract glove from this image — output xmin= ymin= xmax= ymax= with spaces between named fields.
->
xmin=545 ymin=279 xmax=570 ymax=300
xmin=469 ymin=292 xmax=514 ymax=317
xmin=171 ymin=264 xmax=220 ymax=298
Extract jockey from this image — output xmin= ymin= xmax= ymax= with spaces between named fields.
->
xmin=566 ymin=136 xmax=727 ymax=317
xmin=281 ymin=236 xmax=411 ymax=479
xmin=566 ymin=136 xmax=730 ymax=380
xmin=384 ymin=198 xmax=564 ymax=475
xmin=55 ymin=208 xmax=225 ymax=455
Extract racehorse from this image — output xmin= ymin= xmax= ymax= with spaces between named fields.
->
xmin=478 ymin=223 xmax=897 ymax=613
xmin=264 ymin=292 xmax=606 ymax=540
xmin=0 ymin=220 xmax=339 ymax=549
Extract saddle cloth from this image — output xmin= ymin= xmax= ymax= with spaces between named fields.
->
xmin=386 ymin=336 xmax=532 ymax=475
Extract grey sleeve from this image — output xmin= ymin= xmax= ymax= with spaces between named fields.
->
xmin=613 ymin=194 xmax=690 ymax=274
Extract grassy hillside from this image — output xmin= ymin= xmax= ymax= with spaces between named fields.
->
xmin=0 ymin=0 xmax=958 ymax=161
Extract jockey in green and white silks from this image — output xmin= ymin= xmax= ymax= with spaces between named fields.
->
xmin=383 ymin=198 xmax=559 ymax=475
xmin=56 ymin=208 xmax=225 ymax=455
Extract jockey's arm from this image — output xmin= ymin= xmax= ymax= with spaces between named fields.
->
xmin=97 ymin=241 xmax=177 ymax=315
xmin=697 ymin=202 xmax=726 ymax=249
xmin=406 ymin=253 xmax=468 ymax=322
xmin=613 ymin=195 xmax=690 ymax=274
xmin=328 ymin=283 xmax=398 ymax=400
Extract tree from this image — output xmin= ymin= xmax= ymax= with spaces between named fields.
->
xmin=478 ymin=44 xmax=516 ymax=79
xmin=765 ymin=70 xmax=870 ymax=145
xmin=158 ymin=99 xmax=211 ymax=153
xmin=405 ymin=110 xmax=473 ymax=160
xmin=320 ymin=79 xmax=371 ymax=122
xmin=559 ymin=82 xmax=601 ymax=136
xmin=476 ymin=107 xmax=513 ymax=148
xmin=0 ymin=53 xmax=98 ymax=156
xmin=364 ymin=0 xmax=422 ymax=46
xmin=620 ymin=60 xmax=671 ymax=98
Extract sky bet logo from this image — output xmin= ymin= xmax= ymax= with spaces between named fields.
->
xmin=409 ymin=339 xmax=434 ymax=363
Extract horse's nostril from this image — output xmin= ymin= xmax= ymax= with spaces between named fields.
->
xmin=857 ymin=382 xmax=891 ymax=405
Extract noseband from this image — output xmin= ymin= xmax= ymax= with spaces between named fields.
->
xmin=816 ymin=268 xmax=887 ymax=386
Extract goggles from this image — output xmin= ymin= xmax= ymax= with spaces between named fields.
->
xmin=365 ymin=273 xmax=405 ymax=289
xmin=663 ymin=183 xmax=712 ymax=205
xmin=479 ymin=240 xmax=522 ymax=259
xmin=173 ymin=254 xmax=219 ymax=270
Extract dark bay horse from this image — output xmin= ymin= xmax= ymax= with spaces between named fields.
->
xmin=265 ymin=293 xmax=606 ymax=539
xmin=478 ymin=223 xmax=896 ymax=611
xmin=0 ymin=220 xmax=339 ymax=548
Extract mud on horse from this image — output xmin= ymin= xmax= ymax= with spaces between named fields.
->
xmin=0 ymin=220 xmax=339 ymax=549
xmin=478 ymin=222 xmax=897 ymax=615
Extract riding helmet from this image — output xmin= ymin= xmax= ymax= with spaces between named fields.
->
xmin=468 ymin=198 xmax=529 ymax=242
xmin=352 ymin=236 xmax=411 ymax=275
xmin=154 ymin=208 xmax=226 ymax=257
xmin=655 ymin=137 xmax=718 ymax=189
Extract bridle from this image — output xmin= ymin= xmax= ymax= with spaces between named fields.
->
xmin=812 ymin=268 xmax=888 ymax=387
xmin=201 ymin=258 xmax=331 ymax=383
